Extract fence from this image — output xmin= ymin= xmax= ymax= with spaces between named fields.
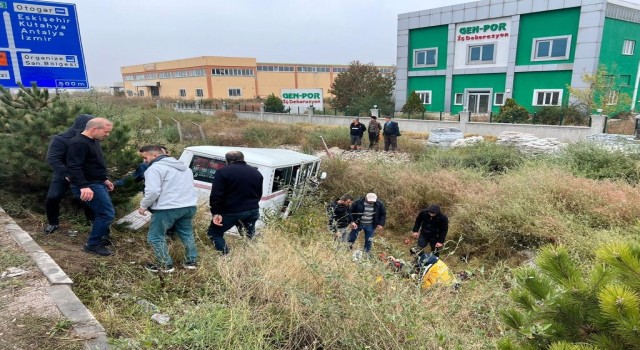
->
xmin=171 ymin=102 xmax=607 ymax=143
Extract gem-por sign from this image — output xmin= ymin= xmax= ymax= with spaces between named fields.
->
xmin=280 ymin=88 xmax=323 ymax=114
xmin=0 ymin=0 xmax=88 ymax=88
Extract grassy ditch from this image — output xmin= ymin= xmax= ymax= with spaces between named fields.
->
xmin=3 ymin=99 xmax=640 ymax=349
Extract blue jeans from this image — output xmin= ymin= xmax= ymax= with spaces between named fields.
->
xmin=147 ymin=206 xmax=197 ymax=267
xmin=207 ymin=209 xmax=260 ymax=254
xmin=71 ymin=183 xmax=114 ymax=247
xmin=348 ymin=225 xmax=376 ymax=253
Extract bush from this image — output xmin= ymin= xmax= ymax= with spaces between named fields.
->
xmin=555 ymin=142 xmax=640 ymax=183
xmin=533 ymin=105 xmax=589 ymax=126
xmin=494 ymin=98 xmax=530 ymax=124
xmin=264 ymin=93 xmax=285 ymax=113
xmin=420 ymin=142 xmax=526 ymax=175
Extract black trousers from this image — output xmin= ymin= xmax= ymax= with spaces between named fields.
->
xmin=418 ymin=234 xmax=441 ymax=257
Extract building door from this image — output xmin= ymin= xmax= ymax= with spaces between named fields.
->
xmin=467 ymin=90 xmax=491 ymax=113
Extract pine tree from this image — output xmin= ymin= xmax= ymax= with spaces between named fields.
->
xmin=498 ymin=243 xmax=640 ymax=349
xmin=401 ymin=91 xmax=425 ymax=114
xmin=0 ymin=84 xmax=137 ymax=209
xmin=0 ymin=84 xmax=80 ymax=191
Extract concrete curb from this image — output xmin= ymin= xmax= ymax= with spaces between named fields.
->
xmin=0 ymin=207 xmax=110 ymax=350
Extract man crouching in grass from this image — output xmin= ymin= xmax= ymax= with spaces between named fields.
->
xmin=138 ymin=145 xmax=198 ymax=273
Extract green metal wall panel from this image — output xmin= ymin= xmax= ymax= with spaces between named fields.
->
xmin=515 ymin=7 xmax=580 ymax=66
xmin=512 ymin=71 xmax=572 ymax=111
xmin=407 ymin=76 xmax=446 ymax=111
xmin=599 ymin=18 xmax=640 ymax=102
xmin=408 ymin=25 xmax=449 ymax=71
xmin=450 ymin=73 xmax=506 ymax=113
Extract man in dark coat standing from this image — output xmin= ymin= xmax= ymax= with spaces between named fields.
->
xmin=382 ymin=116 xmax=400 ymax=152
xmin=411 ymin=205 xmax=449 ymax=256
xmin=207 ymin=150 xmax=263 ymax=254
xmin=44 ymin=114 xmax=95 ymax=234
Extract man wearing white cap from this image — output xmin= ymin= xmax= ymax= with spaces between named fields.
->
xmin=348 ymin=192 xmax=387 ymax=253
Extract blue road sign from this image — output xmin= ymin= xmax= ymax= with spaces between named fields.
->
xmin=0 ymin=0 xmax=88 ymax=89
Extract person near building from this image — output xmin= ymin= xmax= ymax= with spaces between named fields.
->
xmin=207 ymin=150 xmax=263 ymax=254
xmin=327 ymin=194 xmax=354 ymax=242
xmin=137 ymin=145 xmax=199 ymax=273
xmin=411 ymin=204 xmax=449 ymax=257
xmin=349 ymin=118 xmax=367 ymax=151
xmin=367 ymin=115 xmax=382 ymax=150
xmin=43 ymin=114 xmax=95 ymax=234
xmin=382 ymin=116 xmax=401 ymax=152
xmin=66 ymin=118 xmax=115 ymax=256
xmin=348 ymin=193 xmax=386 ymax=253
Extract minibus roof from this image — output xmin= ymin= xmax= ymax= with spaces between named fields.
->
xmin=184 ymin=146 xmax=320 ymax=167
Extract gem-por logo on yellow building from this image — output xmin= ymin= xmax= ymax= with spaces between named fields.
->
xmin=281 ymin=89 xmax=323 ymax=113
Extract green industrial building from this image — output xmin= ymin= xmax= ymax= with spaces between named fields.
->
xmin=395 ymin=0 xmax=640 ymax=114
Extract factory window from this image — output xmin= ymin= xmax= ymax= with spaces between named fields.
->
xmin=533 ymin=89 xmax=562 ymax=106
xmin=196 ymin=88 xmax=204 ymax=97
xmin=415 ymin=90 xmax=432 ymax=104
xmin=468 ymin=43 xmax=495 ymax=64
xmin=454 ymin=93 xmax=463 ymax=105
xmin=494 ymin=93 xmax=505 ymax=106
xmin=533 ymin=35 xmax=571 ymax=61
xmin=179 ymin=89 xmax=186 ymax=97
xmin=413 ymin=48 xmax=437 ymax=67
xmin=228 ymin=88 xmax=242 ymax=97
xmin=623 ymin=40 xmax=635 ymax=55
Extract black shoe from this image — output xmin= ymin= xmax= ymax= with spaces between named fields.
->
xmin=144 ymin=263 xmax=174 ymax=273
xmin=102 ymin=237 xmax=113 ymax=246
xmin=83 ymin=244 xmax=112 ymax=256
xmin=43 ymin=224 xmax=59 ymax=235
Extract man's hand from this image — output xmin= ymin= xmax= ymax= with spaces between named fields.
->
xmin=212 ymin=214 xmax=223 ymax=226
xmin=138 ymin=207 xmax=147 ymax=216
xmin=435 ymin=242 xmax=443 ymax=248
xmin=411 ymin=231 xmax=419 ymax=239
xmin=376 ymin=225 xmax=384 ymax=230
xmin=350 ymin=222 xmax=357 ymax=229
xmin=80 ymin=187 xmax=94 ymax=201
xmin=105 ymin=180 xmax=114 ymax=191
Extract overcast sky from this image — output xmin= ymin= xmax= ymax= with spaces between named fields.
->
xmin=61 ymin=0 xmax=469 ymax=86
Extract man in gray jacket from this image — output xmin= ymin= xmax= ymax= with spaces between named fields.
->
xmin=138 ymin=145 xmax=198 ymax=273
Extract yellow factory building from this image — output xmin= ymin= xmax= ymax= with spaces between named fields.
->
xmin=121 ymin=56 xmax=394 ymax=100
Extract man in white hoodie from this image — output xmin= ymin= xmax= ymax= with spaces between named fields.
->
xmin=138 ymin=145 xmax=198 ymax=273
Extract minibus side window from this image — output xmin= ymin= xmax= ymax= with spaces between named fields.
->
xmin=189 ymin=155 xmax=226 ymax=183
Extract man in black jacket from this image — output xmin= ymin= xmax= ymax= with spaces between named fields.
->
xmin=207 ymin=150 xmax=263 ymax=254
xmin=44 ymin=114 xmax=95 ymax=234
xmin=67 ymin=118 xmax=115 ymax=256
xmin=382 ymin=116 xmax=400 ymax=152
xmin=327 ymin=194 xmax=354 ymax=242
xmin=349 ymin=118 xmax=367 ymax=151
xmin=411 ymin=204 xmax=449 ymax=257
xmin=348 ymin=193 xmax=386 ymax=253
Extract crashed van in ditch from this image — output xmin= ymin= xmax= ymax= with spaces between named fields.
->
xmin=118 ymin=146 xmax=324 ymax=230
xmin=179 ymin=145 xmax=324 ymax=218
